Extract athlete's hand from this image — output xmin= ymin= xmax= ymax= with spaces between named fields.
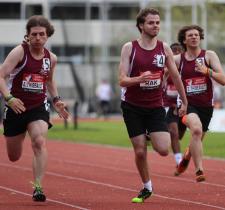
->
xmin=195 ymin=61 xmax=208 ymax=75
xmin=54 ymin=100 xmax=70 ymax=119
xmin=178 ymin=103 xmax=187 ymax=117
xmin=8 ymin=97 xmax=26 ymax=114
xmin=139 ymin=71 xmax=152 ymax=82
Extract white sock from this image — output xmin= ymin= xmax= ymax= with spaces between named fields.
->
xmin=174 ymin=153 xmax=182 ymax=165
xmin=143 ymin=180 xmax=152 ymax=191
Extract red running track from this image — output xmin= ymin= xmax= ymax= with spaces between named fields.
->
xmin=0 ymin=138 xmax=225 ymax=210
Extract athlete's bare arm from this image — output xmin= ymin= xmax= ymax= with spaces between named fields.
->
xmin=46 ymin=52 xmax=69 ymax=119
xmin=0 ymin=46 xmax=24 ymax=97
xmin=164 ymin=43 xmax=187 ymax=116
xmin=195 ymin=50 xmax=225 ymax=85
xmin=119 ymin=42 xmax=152 ymax=87
xmin=0 ymin=45 xmax=25 ymax=113
xmin=46 ymin=52 xmax=59 ymax=97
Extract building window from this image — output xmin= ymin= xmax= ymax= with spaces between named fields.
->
xmin=51 ymin=3 xmax=85 ymax=20
xmin=108 ymin=4 xmax=139 ymax=20
xmin=52 ymin=46 xmax=85 ymax=57
xmin=91 ymin=6 xmax=100 ymax=19
xmin=26 ymin=4 xmax=43 ymax=18
xmin=0 ymin=3 xmax=20 ymax=19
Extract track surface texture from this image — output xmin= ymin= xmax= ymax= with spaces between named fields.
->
xmin=0 ymin=137 xmax=225 ymax=210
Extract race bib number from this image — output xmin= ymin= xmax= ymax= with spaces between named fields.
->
xmin=195 ymin=57 xmax=204 ymax=65
xmin=140 ymin=72 xmax=161 ymax=89
xmin=43 ymin=58 xmax=50 ymax=71
xmin=22 ymin=73 xmax=44 ymax=93
xmin=185 ymin=77 xmax=207 ymax=95
xmin=153 ymin=54 xmax=165 ymax=67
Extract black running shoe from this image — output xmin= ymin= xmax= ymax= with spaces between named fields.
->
xmin=132 ymin=188 xmax=153 ymax=203
xmin=31 ymin=181 xmax=46 ymax=202
xmin=196 ymin=169 xmax=206 ymax=182
xmin=32 ymin=187 xmax=46 ymax=202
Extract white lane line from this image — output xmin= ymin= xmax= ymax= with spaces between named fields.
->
xmin=46 ymin=158 xmax=225 ymax=189
xmin=0 ymin=163 xmax=225 ymax=209
xmin=0 ymin=185 xmax=90 ymax=210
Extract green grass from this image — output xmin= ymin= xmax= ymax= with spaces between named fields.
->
xmin=1 ymin=120 xmax=224 ymax=159
xmin=47 ymin=120 xmax=225 ymax=159
xmin=48 ymin=120 xmax=131 ymax=147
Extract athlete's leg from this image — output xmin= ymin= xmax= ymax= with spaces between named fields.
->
xmin=6 ymin=133 xmax=26 ymax=161
xmin=130 ymin=134 xmax=149 ymax=183
xmin=27 ymin=120 xmax=48 ymax=184
xmin=169 ymin=122 xmax=180 ymax=153
xmin=150 ymin=131 xmax=171 ymax=156
xmin=185 ymin=113 xmax=203 ymax=171
xmin=168 ymin=122 xmax=182 ymax=164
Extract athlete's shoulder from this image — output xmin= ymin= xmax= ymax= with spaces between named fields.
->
xmin=162 ymin=42 xmax=173 ymax=57
xmin=7 ymin=44 xmax=24 ymax=62
xmin=205 ymin=49 xmax=217 ymax=56
xmin=123 ymin=41 xmax=133 ymax=50
xmin=49 ymin=51 xmax=57 ymax=62
xmin=121 ymin=41 xmax=133 ymax=57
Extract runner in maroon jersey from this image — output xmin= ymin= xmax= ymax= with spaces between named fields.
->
xmin=163 ymin=43 xmax=186 ymax=170
xmin=119 ymin=8 xmax=187 ymax=203
xmin=174 ymin=25 xmax=225 ymax=182
xmin=0 ymin=15 xmax=69 ymax=201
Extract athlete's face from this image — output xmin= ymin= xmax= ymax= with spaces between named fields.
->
xmin=171 ymin=46 xmax=183 ymax=55
xmin=28 ymin=26 xmax=48 ymax=49
xmin=140 ymin=14 xmax=160 ymax=38
xmin=183 ymin=29 xmax=201 ymax=48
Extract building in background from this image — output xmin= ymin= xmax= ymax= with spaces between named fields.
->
xmin=0 ymin=0 xmax=224 ymax=114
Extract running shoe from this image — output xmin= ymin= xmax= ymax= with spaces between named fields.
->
xmin=31 ymin=181 xmax=46 ymax=202
xmin=175 ymin=147 xmax=191 ymax=176
xmin=132 ymin=188 xmax=152 ymax=203
xmin=196 ymin=169 xmax=205 ymax=182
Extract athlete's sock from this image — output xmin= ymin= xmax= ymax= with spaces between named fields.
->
xmin=174 ymin=153 xmax=182 ymax=165
xmin=143 ymin=180 xmax=152 ymax=191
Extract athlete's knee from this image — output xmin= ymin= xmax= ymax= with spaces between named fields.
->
xmin=191 ymin=127 xmax=202 ymax=139
xmin=157 ymin=148 xmax=169 ymax=156
xmin=154 ymin=143 xmax=170 ymax=156
xmin=8 ymin=154 xmax=21 ymax=162
xmin=135 ymin=148 xmax=146 ymax=160
xmin=32 ymin=136 xmax=46 ymax=153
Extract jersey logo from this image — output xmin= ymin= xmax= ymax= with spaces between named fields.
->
xmin=40 ymin=58 xmax=51 ymax=76
xmin=196 ymin=57 xmax=205 ymax=65
xmin=153 ymin=54 xmax=165 ymax=67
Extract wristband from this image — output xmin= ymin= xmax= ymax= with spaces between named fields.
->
xmin=209 ymin=69 xmax=213 ymax=77
xmin=206 ymin=68 xmax=209 ymax=76
xmin=53 ymin=96 xmax=61 ymax=104
xmin=5 ymin=94 xmax=14 ymax=102
xmin=8 ymin=97 xmax=15 ymax=106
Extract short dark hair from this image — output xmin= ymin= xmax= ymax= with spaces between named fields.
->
xmin=178 ymin=25 xmax=204 ymax=51
xmin=136 ymin=8 xmax=160 ymax=33
xmin=170 ymin=42 xmax=183 ymax=55
xmin=26 ymin=15 xmax=55 ymax=37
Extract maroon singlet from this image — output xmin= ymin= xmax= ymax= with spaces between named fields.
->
xmin=8 ymin=42 xmax=51 ymax=110
xmin=179 ymin=50 xmax=213 ymax=107
xmin=121 ymin=40 xmax=166 ymax=108
xmin=163 ymin=76 xmax=178 ymax=107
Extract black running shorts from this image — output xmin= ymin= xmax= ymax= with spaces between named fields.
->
xmin=121 ymin=101 xmax=168 ymax=138
xmin=165 ymin=107 xmax=179 ymax=124
xmin=186 ymin=105 xmax=213 ymax=132
xmin=3 ymin=103 xmax=52 ymax=137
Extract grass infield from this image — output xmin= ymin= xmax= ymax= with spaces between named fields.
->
xmin=47 ymin=119 xmax=225 ymax=159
